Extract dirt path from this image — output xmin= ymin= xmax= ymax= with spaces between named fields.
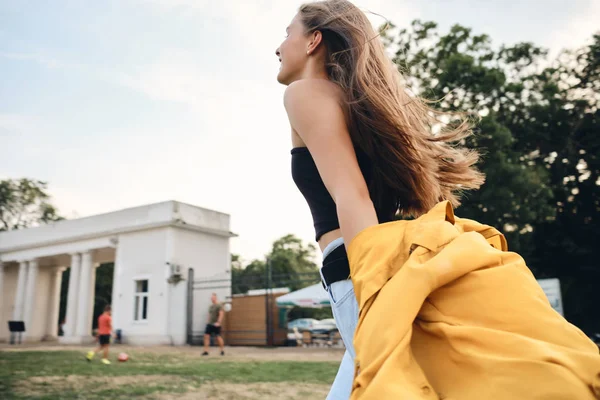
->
xmin=0 ymin=343 xmax=345 ymax=363
xmin=155 ymin=382 xmax=330 ymax=400
xmin=16 ymin=376 xmax=331 ymax=400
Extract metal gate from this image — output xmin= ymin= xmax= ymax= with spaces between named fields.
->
xmin=186 ymin=264 xmax=321 ymax=346
xmin=186 ymin=269 xmax=231 ymax=345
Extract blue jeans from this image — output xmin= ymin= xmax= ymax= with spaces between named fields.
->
xmin=322 ymin=239 xmax=359 ymax=400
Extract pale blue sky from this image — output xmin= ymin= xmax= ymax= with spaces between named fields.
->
xmin=1 ymin=0 xmax=598 ymax=263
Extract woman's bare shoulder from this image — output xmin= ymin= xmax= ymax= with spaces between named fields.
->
xmin=284 ymin=79 xmax=344 ymax=108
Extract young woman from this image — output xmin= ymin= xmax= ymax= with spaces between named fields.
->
xmin=276 ymin=1 xmax=600 ymax=399
xmin=276 ymin=0 xmax=481 ymax=397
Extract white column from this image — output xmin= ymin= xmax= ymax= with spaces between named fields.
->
xmin=12 ymin=261 xmax=29 ymax=321
xmin=76 ymin=251 xmax=93 ymax=337
xmin=22 ymin=259 xmax=39 ymax=336
xmin=64 ymin=254 xmax=81 ymax=337
xmin=46 ymin=267 xmax=65 ymax=338
xmin=86 ymin=264 xmax=99 ymax=334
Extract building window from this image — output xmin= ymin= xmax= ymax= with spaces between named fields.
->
xmin=134 ymin=279 xmax=149 ymax=321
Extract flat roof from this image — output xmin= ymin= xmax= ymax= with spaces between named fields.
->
xmin=0 ymin=200 xmax=236 ymax=254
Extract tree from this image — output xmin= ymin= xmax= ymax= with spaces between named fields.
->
xmin=382 ymin=21 xmax=555 ymax=255
xmin=231 ymin=255 xmax=265 ymax=295
xmin=269 ymin=234 xmax=320 ymax=286
xmin=231 ymin=237 xmax=331 ymax=324
xmin=0 ymin=178 xmax=63 ymax=231
xmin=231 ymin=234 xmax=320 ymax=295
xmin=514 ymin=35 xmax=600 ymax=332
xmin=383 ymin=21 xmax=600 ymax=333
xmin=91 ymin=263 xmax=114 ymax=329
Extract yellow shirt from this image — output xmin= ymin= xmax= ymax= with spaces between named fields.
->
xmin=348 ymin=201 xmax=600 ymax=399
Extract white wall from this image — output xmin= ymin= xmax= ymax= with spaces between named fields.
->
xmin=0 ymin=265 xmax=57 ymax=342
xmin=1 ymin=237 xmax=113 ymax=264
xmin=0 ymin=201 xmax=234 ymax=346
xmin=0 ymin=202 xmax=174 ymax=252
xmin=170 ymin=228 xmax=231 ymax=337
xmin=112 ymin=228 xmax=171 ymax=345
xmin=0 ymin=201 xmax=233 ymax=259
xmin=0 ymin=264 xmax=18 ymax=341
xmin=111 ymin=226 xmax=231 ymax=346
xmin=175 ymin=202 xmax=231 ymax=233
xmin=29 ymin=267 xmax=53 ymax=340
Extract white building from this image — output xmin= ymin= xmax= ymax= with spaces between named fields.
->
xmin=0 ymin=201 xmax=235 ymax=346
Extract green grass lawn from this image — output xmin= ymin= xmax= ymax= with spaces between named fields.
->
xmin=0 ymin=349 xmax=339 ymax=400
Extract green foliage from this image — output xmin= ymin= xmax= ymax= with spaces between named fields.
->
xmin=232 ymin=234 xmax=320 ymax=295
xmin=231 ymin=256 xmax=266 ymax=295
xmin=384 ymin=21 xmax=600 ymax=333
xmin=92 ymin=263 xmax=114 ymax=328
xmin=287 ymin=306 xmax=333 ymax=321
xmin=384 ymin=21 xmax=555 ymax=252
xmin=58 ymin=268 xmax=70 ymax=326
xmin=0 ymin=178 xmax=63 ymax=231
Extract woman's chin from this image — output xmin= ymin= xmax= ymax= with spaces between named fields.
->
xmin=276 ymin=72 xmax=287 ymax=85
xmin=277 ymin=69 xmax=293 ymax=85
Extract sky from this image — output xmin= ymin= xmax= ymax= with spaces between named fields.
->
xmin=1 ymin=0 xmax=599 ymax=265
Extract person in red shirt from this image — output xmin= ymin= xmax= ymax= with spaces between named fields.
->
xmin=86 ymin=305 xmax=112 ymax=365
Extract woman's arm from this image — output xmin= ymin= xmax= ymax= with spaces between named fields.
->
xmin=284 ymin=79 xmax=379 ymax=245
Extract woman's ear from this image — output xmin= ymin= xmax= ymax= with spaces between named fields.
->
xmin=307 ymin=30 xmax=323 ymax=55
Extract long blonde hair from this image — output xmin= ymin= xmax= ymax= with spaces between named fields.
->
xmin=299 ymin=0 xmax=484 ymax=217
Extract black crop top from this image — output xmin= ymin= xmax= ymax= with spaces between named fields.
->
xmin=291 ymin=146 xmax=393 ymax=241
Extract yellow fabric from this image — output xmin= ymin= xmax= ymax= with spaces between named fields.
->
xmin=347 ymin=201 xmax=600 ymax=399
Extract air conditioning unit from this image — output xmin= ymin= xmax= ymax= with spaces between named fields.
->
xmin=166 ymin=262 xmax=184 ymax=285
